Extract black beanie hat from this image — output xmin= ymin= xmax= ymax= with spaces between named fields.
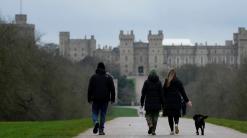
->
xmin=97 ymin=62 xmax=105 ymax=70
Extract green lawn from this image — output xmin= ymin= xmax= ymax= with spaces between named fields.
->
xmin=207 ymin=118 xmax=247 ymax=133
xmin=108 ymin=106 xmax=138 ymax=117
xmin=0 ymin=119 xmax=93 ymax=138
xmin=0 ymin=106 xmax=137 ymax=138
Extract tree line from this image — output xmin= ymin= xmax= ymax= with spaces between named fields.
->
xmin=175 ymin=64 xmax=247 ymax=120
xmin=0 ymin=20 xmax=94 ymax=121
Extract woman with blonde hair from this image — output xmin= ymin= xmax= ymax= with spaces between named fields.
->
xmin=163 ymin=69 xmax=192 ymax=135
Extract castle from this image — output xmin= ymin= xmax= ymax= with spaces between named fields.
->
xmin=1 ymin=14 xmax=35 ymax=44
xmin=59 ymin=28 xmax=247 ymax=76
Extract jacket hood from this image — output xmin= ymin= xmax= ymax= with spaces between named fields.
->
xmin=148 ymin=73 xmax=159 ymax=83
xmin=95 ymin=68 xmax=106 ymax=75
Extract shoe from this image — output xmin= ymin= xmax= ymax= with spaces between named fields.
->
xmin=99 ymin=129 xmax=105 ymax=135
xmin=148 ymin=127 xmax=153 ymax=134
xmin=152 ymin=132 xmax=156 ymax=135
xmin=170 ymin=131 xmax=175 ymax=135
xmin=93 ymin=123 xmax=99 ymax=134
xmin=175 ymin=125 xmax=179 ymax=134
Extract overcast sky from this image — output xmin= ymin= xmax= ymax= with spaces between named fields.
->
xmin=0 ymin=0 xmax=247 ymax=47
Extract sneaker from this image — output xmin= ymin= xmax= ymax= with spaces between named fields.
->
xmin=148 ymin=127 xmax=153 ymax=134
xmin=170 ymin=131 xmax=175 ymax=135
xmin=93 ymin=123 xmax=99 ymax=134
xmin=99 ymin=130 xmax=105 ymax=135
xmin=175 ymin=125 xmax=179 ymax=134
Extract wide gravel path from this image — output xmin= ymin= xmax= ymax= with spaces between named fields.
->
xmin=75 ymin=117 xmax=247 ymax=138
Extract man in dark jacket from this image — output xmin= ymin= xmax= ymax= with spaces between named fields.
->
xmin=88 ymin=62 xmax=115 ymax=135
xmin=140 ymin=70 xmax=164 ymax=135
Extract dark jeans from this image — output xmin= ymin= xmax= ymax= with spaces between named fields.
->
xmin=168 ymin=115 xmax=179 ymax=131
xmin=92 ymin=101 xmax=108 ymax=130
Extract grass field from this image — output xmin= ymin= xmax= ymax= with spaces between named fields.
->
xmin=0 ymin=106 xmax=137 ymax=138
xmin=0 ymin=119 xmax=93 ymax=138
xmin=207 ymin=118 xmax=247 ymax=134
xmin=107 ymin=106 xmax=138 ymax=117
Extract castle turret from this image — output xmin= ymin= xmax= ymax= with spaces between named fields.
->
xmin=119 ymin=30 xmax=135 ymax=76
xmin=148 ymin=30 xmax=164 ymax=72
xmin=15 ymin=14 xmax=27 ymax=24
xmin=59 ymin=32 xmax=70 ymax=56
xmin=119 ymin=30 xmax=135 ymax=47
xmin=89 ymin=35 xmax=96 ymax=56
xmin=236 ymin=27 xmax=247 ymax=65
xmin=148 ymin=30 xmax=164 ymax=46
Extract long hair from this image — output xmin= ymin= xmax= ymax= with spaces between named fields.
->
xmin=165 ymin=69 xmax=176 ymax=88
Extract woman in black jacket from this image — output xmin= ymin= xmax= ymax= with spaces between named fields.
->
xmin=140 ymin=70 xmax=164 ymax=135
xmin=163 ymin=69 xmax=192 ymax=135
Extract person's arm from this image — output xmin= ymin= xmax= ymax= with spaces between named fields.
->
xmin=87 ymin=77 xmax=94 ymax=103
xmin=177 ymin=80 xmax=192 ymax=107
xmin=140 ymin=81 xmax=147 ymax=107
xmin=177 ymin=80 xmax=189 ymax=103
xmin=109 ymin=77 xmax=115 ymax=103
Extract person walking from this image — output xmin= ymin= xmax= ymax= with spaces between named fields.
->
xmin=88 ymin=62 xmax=115 ymax=135
xmin=140 ymin=70 xmax=165 ymax=135
xmin=163 ymin=69 xmax=192 ymax=135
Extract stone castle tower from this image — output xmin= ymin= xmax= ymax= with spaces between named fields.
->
xmin=236 ymin=27 xmax=247 ymax=64
xmin=148 ymin=30 xmax=164 ymax=72
xmin=59 ymin=32 xmax=96 ymax=62
xmin=59 ymin=32 xmax=70 ymax=56
xmin=119 ymin=30 xmax=135 ymax=76
xmin=119 ymin=30 xmax=165 ymax=76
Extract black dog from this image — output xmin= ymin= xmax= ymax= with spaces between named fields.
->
xmin=193 ymin=114 xmax=208 ymax=135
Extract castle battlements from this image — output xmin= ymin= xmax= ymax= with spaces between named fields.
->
xmin=148 ymin=30 xmax=164 ymax=41
xmin=119 ymin=30 xmax=135 ymax=41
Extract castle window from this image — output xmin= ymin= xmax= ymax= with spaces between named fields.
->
xmin=186 ymin=58 xmax=188 ymax=64
xmin=155 ymin=65 xmax=157 ymax=68
xmin=74 ymin=48 xmax=77 ymax=51
xmin=125 ymin=64 xmax=128 ymax=68
xmin=177 ymin=58 xmax=179 ymax=64
xmin=74 ymin=53 xmax=77 ymax=57
xmin=82 ymin=48 xmax=84 ymax=51
xmin=140 ymin=56 xmax=143 ymax=62
xmin=125 ymin=56 xmax=128 ymax=61
xmin=81 ymin=53 xmax=84 ymax=56
xmin=169 ymin=58 xmax=171 ymax=64
xmin=125 ymin=42 xmax=128 ymax=46
xmin=155 ymin=56 xmax=157 ymax=63
xmin=201 ymin=57 xmax=203 ymax=64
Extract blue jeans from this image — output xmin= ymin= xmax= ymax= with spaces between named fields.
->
xmin=92 ymin=102 xmax=108 ymax=130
